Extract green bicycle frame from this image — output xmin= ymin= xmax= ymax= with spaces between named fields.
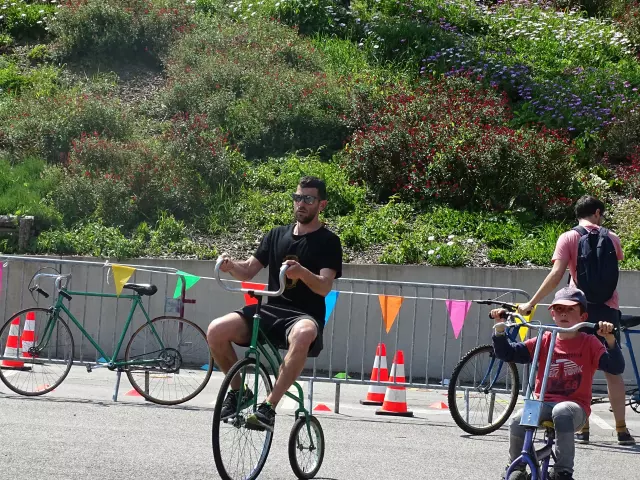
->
xmin=38 ymin=288 xmax=166 ymax=368
xmin=235 ymin=297 xmax=315 ymax=443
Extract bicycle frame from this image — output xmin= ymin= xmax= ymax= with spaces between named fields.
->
xmin=503 ymin=319 xmax=597 ymax=480
xmin=622 ymin=328 xmax=640 ymax=402
xmin=38 ymin=288 xmax=166 ymax=368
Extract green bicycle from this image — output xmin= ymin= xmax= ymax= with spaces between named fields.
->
xmin=0 ymin=269 xmax=213 ymax=405
xmin=211 ymin=258 xmax=325 ymax=480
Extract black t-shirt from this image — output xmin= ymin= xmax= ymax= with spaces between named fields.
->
xmin=254 ymin=224 xmax=343 ymax=325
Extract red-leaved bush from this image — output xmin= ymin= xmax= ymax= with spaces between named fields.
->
xmin=344 ymin=76 xmax=577 ymax=215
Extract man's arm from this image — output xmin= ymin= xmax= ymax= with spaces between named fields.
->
xmin=492 ymin=335 xmax=532 ymax=364
xmin=284 ymin=264 xmax=337 ymax=297
xmin=519 ymin=257 xmax=568 ymax=314
xmin=222 ymin=255 xmax=265 ymax=282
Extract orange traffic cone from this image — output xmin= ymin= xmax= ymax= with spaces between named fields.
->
xmin=375 ymin=350 xmax=413 ymax=417
xmin=360 ymin=343 xmax=389 ymax=406
xmin=1 ymin=317 xmax=24 ymax=369
xmin=21 ymin=311 xmax=36 ymax=359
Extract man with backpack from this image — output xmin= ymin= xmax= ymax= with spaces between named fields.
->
xmin=517 ymin=195 xmax=635 ymax=445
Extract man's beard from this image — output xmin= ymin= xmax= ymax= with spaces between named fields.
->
xmin=295 ymin=209 xmax=316 ymax=224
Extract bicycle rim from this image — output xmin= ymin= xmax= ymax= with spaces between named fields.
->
xmin=448 ymin=344 xmax=520 ymax=435
xmin=288 ymin=415 xmax=325 ymax=479
xmin=124 ymin=316 xmax=213 ymax=405
xmin=212 ymin=358 xmax=273 ymax=480
xmin=0 ymin=307 xmax=74 ymax=396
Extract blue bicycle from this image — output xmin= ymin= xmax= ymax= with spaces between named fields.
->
xmin=495 ymin=312 xmax=598 ymax=480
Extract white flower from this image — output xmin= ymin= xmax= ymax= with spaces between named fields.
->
xmin=428 ymin=249 xmax=435 ymax=255
xmin=373 ymin=45 xmax=379 ymax=49
xmin=447 ymin=241 xmax=454 ymax=246
xmin=448 ymin=234 xmax=455 ymax=240
xmin=428 ymin=235 xmax=435 ymax=241
xmin=467 ymin=239 xmax=474 ymax=244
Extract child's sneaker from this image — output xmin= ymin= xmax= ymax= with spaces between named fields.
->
xmin=617 ymin=429 xmax=636 ymax=445
xmin=549 ymin=470 xmax=573 ymax=480
xmin=575 ymin=431 xmax=589 ymax=444
xmin=501 ymin=468 xmax=528 ymax=480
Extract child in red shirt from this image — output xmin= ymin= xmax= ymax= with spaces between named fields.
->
xmin=491 ymin=287 xmax=624 ymax=480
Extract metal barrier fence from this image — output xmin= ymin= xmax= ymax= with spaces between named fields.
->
xmin=301 ymin=277 xmax=531 ymax=412
xmin=1 ymin=255 xmax=639 ymax=411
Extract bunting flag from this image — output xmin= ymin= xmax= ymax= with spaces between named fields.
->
xmin=112 ymin=265 xmax=136 ymax=296
xmin=241 ymin=282 xmax=266 ymax=305
xmin=378 ymin=295 xmax=404 ymax=333
xmin=515 ymin=304 xmax=538 ymax=341
xmin=324 ymin=290 xmax=339 ymax=325
xmin=173 ymin=270 xmax=202 ymax=299
xmin=445 ymin=299 xmax=472 ymax=339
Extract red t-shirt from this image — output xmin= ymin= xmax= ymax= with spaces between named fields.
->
xmin=524 ymin=332 xmax=606 ymax=416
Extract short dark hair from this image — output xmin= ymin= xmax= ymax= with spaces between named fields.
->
xmin=574 ymin=195 xmax=605 ymax=219
xmin=298 ymin=176 xmax=327 ymax=200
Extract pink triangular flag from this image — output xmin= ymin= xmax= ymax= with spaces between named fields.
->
xmin=445 ymin=300 xmax=472 ymax=339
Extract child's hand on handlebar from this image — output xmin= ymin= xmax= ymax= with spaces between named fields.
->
xmin=596 ymin=321 xmax=617 ymax=348
xmin=490 ymin=308 xmax=508 ymax=333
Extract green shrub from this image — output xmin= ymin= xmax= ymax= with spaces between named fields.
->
xmin=163 ymin=16 xmax=350 ymax=159
xmin=0 ymin=156 xmax=62 ymax=228
xmin=27 ymin=44 xmax=50 ymax=63
xmin=50 ymin=0 xmax=195 ymax=63
xmin=0 ymin=1 xmax=55 ymax=40
xmin=0 ymin=92 xmax=132 ymax=162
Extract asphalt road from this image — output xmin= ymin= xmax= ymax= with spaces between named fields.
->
xmin=0 ymin=367 xmax=638 ymax=479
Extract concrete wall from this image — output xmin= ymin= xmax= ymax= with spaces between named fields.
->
xmin=1 ymin=257 xmax=639 ymax=386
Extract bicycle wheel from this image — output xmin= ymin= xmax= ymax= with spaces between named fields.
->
xmin=288 ymin=415 xmax=325 ymax=479
xmin=212 ymin=357 xmax=273 ymax=480
xmin=0 ymin=307 xmax=74 ymax=396
xmin=448 ymin=344 xmax=520 ymax=435
xmin=124 ymin=316 xmax=212 ymax=405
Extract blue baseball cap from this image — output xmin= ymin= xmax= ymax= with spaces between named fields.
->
xmin=549 ymin=286 xmax=588 ymax=311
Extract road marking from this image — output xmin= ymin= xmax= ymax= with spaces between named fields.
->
xmin=590 ymin=413 xmax=614 ymax=430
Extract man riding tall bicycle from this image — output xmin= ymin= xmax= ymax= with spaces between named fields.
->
xmin=207 ymin=176 xmax=343 ymax=432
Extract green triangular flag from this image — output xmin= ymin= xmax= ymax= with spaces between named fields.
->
xmin=173 ymin=270 xmax=201 ymax=299
xmin=333 ymin=372 xmax=352 ymax=380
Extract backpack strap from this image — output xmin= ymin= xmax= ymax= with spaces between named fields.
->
xmin=572 ymin=225 xmax=589 ymax=236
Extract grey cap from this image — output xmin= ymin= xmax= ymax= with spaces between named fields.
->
xmin=549 ymin=286 xmax=588 ymax=311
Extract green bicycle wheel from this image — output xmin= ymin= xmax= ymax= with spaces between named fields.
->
xmin=0 ymin=307 xmax=74 ymax=396
xmin=212 ymin=357 xmax=274 ymax=480
xmin=124 ymin=316 xmax=213 ymax=405
xmin=288 ymin=415 xmax=325 ymax=479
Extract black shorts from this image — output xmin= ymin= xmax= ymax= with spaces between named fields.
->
xmin=579 ymin=303 xmax=622 ymax=345
xmin=234 ymin=303 xmax=323 ymax=358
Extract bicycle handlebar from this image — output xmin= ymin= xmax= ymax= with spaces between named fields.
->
xmin=214 ymin=257 xmax=289 ymax=297
xmin=30 ymin=272 xmax=72 ymax=298
xmin=494 ymin=319 xmax=597 ymax=334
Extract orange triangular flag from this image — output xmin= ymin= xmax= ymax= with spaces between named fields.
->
xmin=378 ymin=295 xmax=404 ymax=333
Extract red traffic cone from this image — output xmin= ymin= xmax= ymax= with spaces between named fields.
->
xmin=21 ymin=311 xmax=36 ymax=359
xmin=1 ymin=317 xmax=25 ymax=369
xmin=375 ymin=350 xmax=413 ymax=417
xmin=360 ymin=343 xmax=389 ymax=406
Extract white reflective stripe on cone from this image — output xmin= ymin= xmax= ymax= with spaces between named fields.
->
xmin=383 ymin=387 xmax=407 ymax=403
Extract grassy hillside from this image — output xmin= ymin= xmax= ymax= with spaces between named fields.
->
xmin=1 ymin=0 xmax=640 ymax=269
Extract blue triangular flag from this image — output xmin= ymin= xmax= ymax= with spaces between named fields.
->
xmin=97 ymin=357 xmax=107 ymax=364
xmin=324 ymin=290 xmax=339 ymax=325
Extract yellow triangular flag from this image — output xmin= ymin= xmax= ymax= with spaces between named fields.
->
xmin=112 ymin=265 xmax=136 ymax=296
xmin=515 ymin=304 xmax=538 ymax=341
xmin=378 ymin=295 xmax=404 ymax=333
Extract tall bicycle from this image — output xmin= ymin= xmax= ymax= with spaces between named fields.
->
xmin=211 ymin=258 xmax=325 ymax=480
xmin=0 ymin=269 xmax=213 ymax=405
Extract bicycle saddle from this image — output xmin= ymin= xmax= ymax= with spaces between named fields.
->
xmin=123 ymin=283 xmax=158 ymax=296
xmin=620 ymin=315 xmax=640 ymax=330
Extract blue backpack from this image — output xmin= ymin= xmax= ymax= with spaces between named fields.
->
xmin=571 ymin=226 xmax=619 ymax=305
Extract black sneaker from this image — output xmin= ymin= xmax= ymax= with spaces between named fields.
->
xmin=246 ymin=402 xmax=276 ymax=432
xmin=220 ymin=386 xmax=254 ymax=420
xmin=501 ymin=467 xmax=528 ymax=480
xmin=575 ymin=431 xmax=589 ymax=444
xmin=617 ymin=429 xmax=636 ymax=445
xmin=549 ymin=470 xmax=574 ymax=480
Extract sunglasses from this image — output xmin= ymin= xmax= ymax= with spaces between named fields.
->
xmin=291 ymin=193 xmax=318 ymax=205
